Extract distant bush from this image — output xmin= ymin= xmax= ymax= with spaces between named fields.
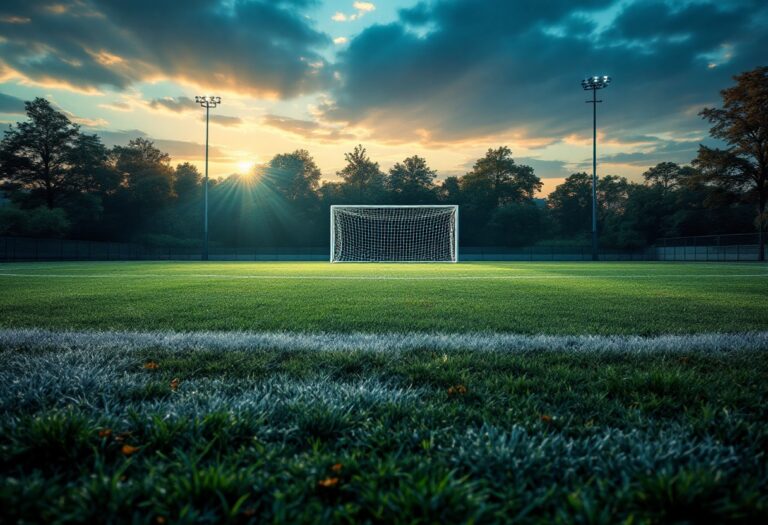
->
xmin=0 ymin=205 xmax=70 ymax=238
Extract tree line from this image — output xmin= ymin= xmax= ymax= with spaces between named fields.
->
xmin=1 ymin=67 xmax=766 ymax=256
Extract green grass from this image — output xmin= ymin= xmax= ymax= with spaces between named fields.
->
xmin=1 ymin=261 xmax=767 ymax=334
xmin=1 ymin=261 xmax=766 ymax=523
xmin=1 ymin=342 xmax=766 ymax=523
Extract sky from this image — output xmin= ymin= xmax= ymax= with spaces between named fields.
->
xmin=0 ymin=0 xmax=766 ymax=196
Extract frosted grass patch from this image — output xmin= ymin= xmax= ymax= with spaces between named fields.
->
xmin=2 ymin=327 xmax=768 ymax=355
xmin=445 ymin=424 xmax=747 ymax=485
xmin=0 ymin=347 xmax=425 ymax=417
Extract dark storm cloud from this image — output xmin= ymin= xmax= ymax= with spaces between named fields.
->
xmin=0 ymin=0 xmax=331 ymax=97
xmin=322 ymin=0 xmax=768 ymax=148
xmin=0 ymin=92 xmax=25 ymax=114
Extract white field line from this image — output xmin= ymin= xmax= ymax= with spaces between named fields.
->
xmin=1 ymin=328 xmax=767 ymax=354
xmin=0 ymin=272 xmax=767 ymax=280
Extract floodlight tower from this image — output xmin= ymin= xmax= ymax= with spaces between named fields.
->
xmin=581 ymin=75 xmax=611 ymax=261
xmin=195 ymin=95 xmax=221 ymax=261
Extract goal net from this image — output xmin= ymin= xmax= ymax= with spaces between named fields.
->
xmin=330 ymin=205 xmax=459 ymax=263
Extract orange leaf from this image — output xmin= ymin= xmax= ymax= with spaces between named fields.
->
xmin=447 ymin=384 xmax=467 ymax=396
xmin=331 ymin=463 xmax=343 ymax=473
xmin=143 ymin=361 xmax=160 ymax=370
xmin=98 ymin=428 xmax=112 ymax=439
xmin=170 ymin=378 xmax=180 ymax=391
xmin=318 ymin=477 xmax=339 ymax=488
xmin=540 ymin=415 xmax=553 ymax=424
xmin=121 ymin=444 xmax=140 ymax=456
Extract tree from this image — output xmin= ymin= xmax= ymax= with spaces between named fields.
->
xmin=547 ymin=172 xmax=592 ymax=237
xmin=487 ymin=203 xmax=547 ymax=246
xmin=0 ymin=204 xmax=70 ymax=237
xmin=337 ymin=145 xmax=386 ymax=202
xmin=548 ymin=173 xmax=632 ymax=244
xmin=439 ymin=176 xmax=462 ymax=204
xmin=267 ymin=149 xmax=322 ymax=204
xmin=462 ymin=147 xmax=541 ymax=208
xmin=0 ymin=98 xmax=79 ymax=208
xmin=108 ymin=138 xmax=175 ymax=239
xmin=695 ymin=66 xmax=768 ymax=260
xmin=174 ymin=163 xmax=202 ymax=202
xmin=642 ymin=162 xmax=684 ymax=190
xmin=112 ymin=138 xmax=174 ymax=208
xmin=388 ymin=155 xmax=438 ymax=203
xmin=68 ymin=133 xmax=119 ymax=195
xmin=113 ymin=137 xmax=171 ymax=175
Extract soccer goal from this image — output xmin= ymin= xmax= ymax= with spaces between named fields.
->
xmin=330 ymin=205 xmax=459 ymax=263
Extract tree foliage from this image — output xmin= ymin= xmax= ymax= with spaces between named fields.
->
xmin=267 ymin=149 xmax=322 ymax=205
xmin=0 ymin=98 xmax=81 ymax=208
xmin=695 ymin=66 xmax=768 ymax=259
xmin=388 ymin=155 xmax=438 ymax=204
xmin=336 ymin=145 xmax=386 ymax=203
xmin=462 ymin=147 xmax=541 ymax=208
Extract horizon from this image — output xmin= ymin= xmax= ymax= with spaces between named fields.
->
xmin=1 ymin=0 xmax=766 ymax=195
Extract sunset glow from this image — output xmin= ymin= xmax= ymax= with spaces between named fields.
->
xmin=0 ymin=1 xmax=765 ymax=193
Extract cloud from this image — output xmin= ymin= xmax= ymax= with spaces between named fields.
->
xmin=398 ymin=2 xmax=430 ymax=26
xmin=332 ymin=2 xmax=376 ymax=22
xmin=517 ymin=157 xmax=574 ymax=179
xmin=206 ymin=114 xmax=243 ymax=127
xmin=149 ymin=96 xmax=195 ymax=113
xmin=601 ymin=138 xmax=715 ymax=167
xmin=262 ymin=114 xmax=355 ymax=142
xmin=0 ymin=92 xmax=25 ymax=113
xmin=0 ymin=0 xmax=331 ymax=97
xmin=353 ymin=2 xmax=375 ymax=12
xmin=95 ymin=129 xmax=230 ymax=161
xmin=98 ymin=101 xmax=132 ymax=112
xmin=334 ymin=37 xmax=349 ymax=45
xmin=321 ymin=0 xmax=768 ymax=146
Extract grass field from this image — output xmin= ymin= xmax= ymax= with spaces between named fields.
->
xmin=1 ymin=261 xmax=767 ymax=523
xmin=1 ymin=261 xmax=767 ymax=333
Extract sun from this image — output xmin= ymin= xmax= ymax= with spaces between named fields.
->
xmin=237 ymin=160 xmax=255 ymax=174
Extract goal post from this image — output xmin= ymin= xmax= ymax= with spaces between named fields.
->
xmin=330 ymin=205 xmax=459 ymax=263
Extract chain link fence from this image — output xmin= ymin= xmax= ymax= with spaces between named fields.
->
xmin=0 ymin=236 xmax=658 ymax=262
xmin=655 ymin=233 xmax=766 ymax=261
xmin=3 ymin=234 xmax=764 ymax=262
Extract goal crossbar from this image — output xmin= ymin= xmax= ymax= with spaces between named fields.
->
xmin=330 ymin=205 xmax=459 ymax=263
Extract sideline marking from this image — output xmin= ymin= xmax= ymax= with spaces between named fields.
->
xmin=1 ymin=327 xmax=767 ymax=353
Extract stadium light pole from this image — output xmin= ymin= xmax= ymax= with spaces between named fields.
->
xmin=581 ymin=75 xmax=611 ymax=261
xmin=195 ymin=95 xmax=221 ymax=261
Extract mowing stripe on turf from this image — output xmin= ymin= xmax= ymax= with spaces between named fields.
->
xmin=1 ymin=328 xmax=766 ymax=353
xmin=0 ymin=272 xmax=767 ymax=280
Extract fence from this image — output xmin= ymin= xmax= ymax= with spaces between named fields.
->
xmin=459 ymin=246 xmax=653 ymax=261
xmin=0 ymin=236 xmax=656 ymax=262
xmin=0 ymin=237 xmax=329 ymax=262
xmin=655 ymin=233 xmax=766 ymax=262
xmin=2 ymin=235 xmax=764 ymax=262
